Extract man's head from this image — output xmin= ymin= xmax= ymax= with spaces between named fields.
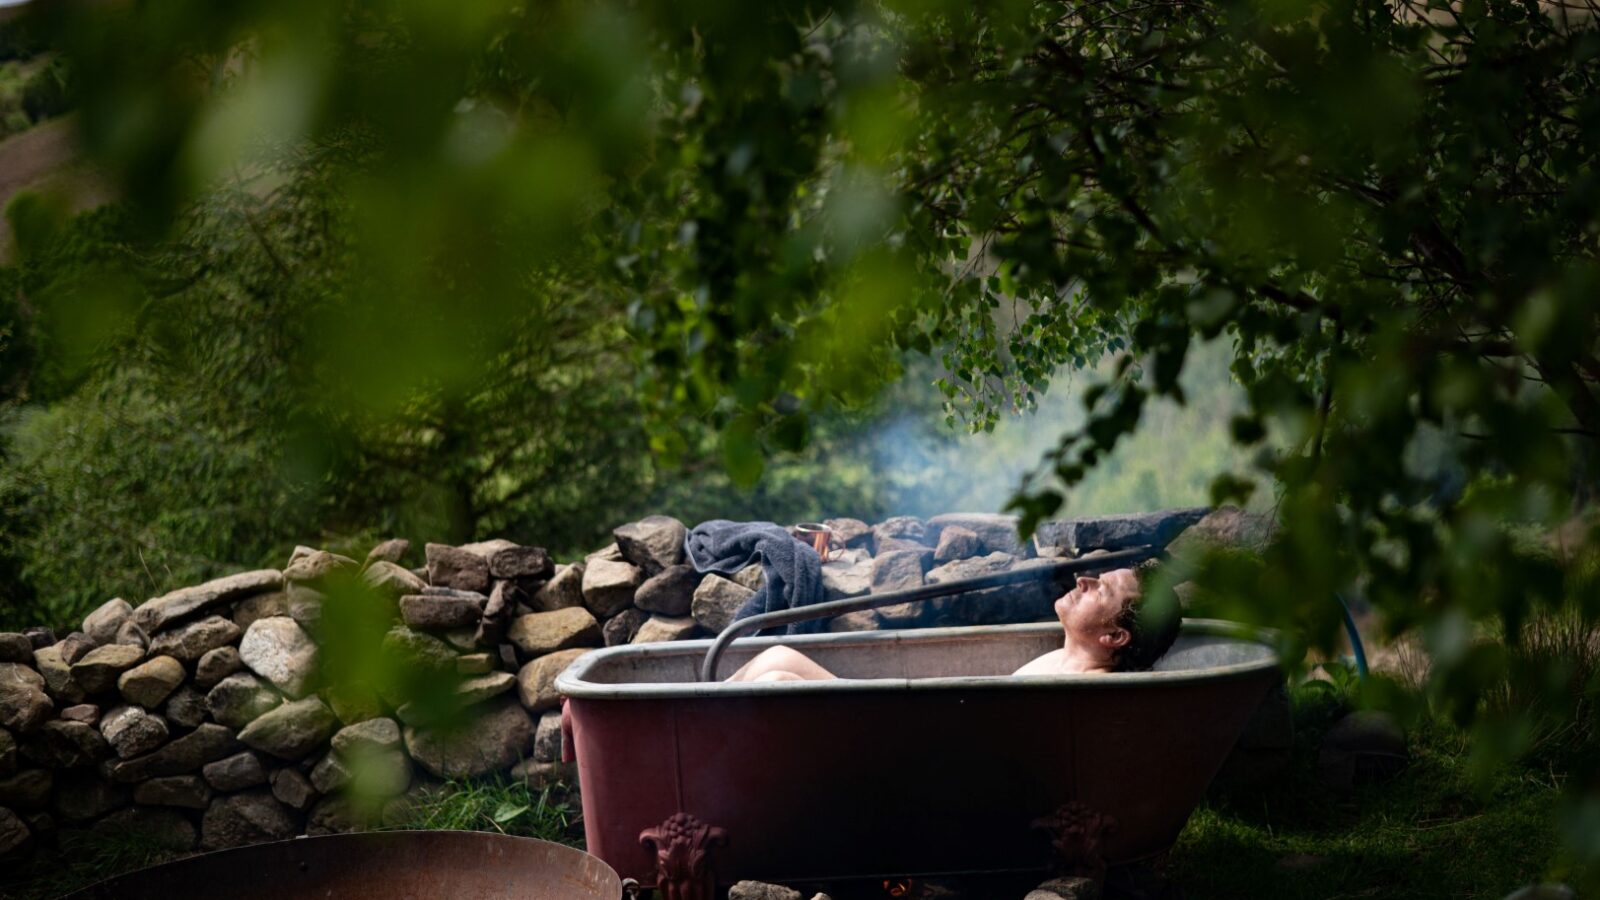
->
xmin=1053 ymin=563 xmax=1181 ymax=672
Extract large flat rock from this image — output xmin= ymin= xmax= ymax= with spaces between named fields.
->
xmin=488 ymin=545 xmax=554 ymax=580
xmin=1034 ymin=507 xmax=1210 ymax=555
xmin=508 ymin=608 xmax=601 ymax=657
xmin=425 ymin=543 xmax=490 ymax=593
xmin=149 ymin=615 xmax=241 ymax=663
xmin=69 ymin=644 xmax=146 ymax=695
xmin=134 ymin=569 xmax=284 ymax=633
xmin=399 ymin=593 xmax=485 ymax=630
xmin=20 ymin=719 xmax=109 ymax=768
xmin=1166 ymin=505 xmax=1278 ymax=555
xmin=103 ymin=723 xmax=240 ymax=783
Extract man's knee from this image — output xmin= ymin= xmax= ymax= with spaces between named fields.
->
xmin=728 ymin=644 xmax=834 ymax=682
xmin=756 ymin=646 xmax=811 ymax=670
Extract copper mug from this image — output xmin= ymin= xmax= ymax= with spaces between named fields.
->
xmin=794 ymin=523 xmax=833 ymax=562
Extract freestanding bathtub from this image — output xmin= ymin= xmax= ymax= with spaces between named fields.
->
xmin=557 ymin=617 xmax=1280 ymax=895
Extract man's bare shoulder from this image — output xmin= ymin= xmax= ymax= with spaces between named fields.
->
xmin=1012 ymin=649 xmax=1067 ymax=677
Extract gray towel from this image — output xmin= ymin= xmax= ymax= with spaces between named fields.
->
xmin=684 ymin=520 xmax=826 ymax=635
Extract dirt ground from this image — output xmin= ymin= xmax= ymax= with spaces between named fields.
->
xmin=0 ymin=114 xmax=115 ymax=261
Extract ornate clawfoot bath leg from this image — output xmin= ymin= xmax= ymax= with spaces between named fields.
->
xmin=1033 ymin=801 xmax=1118 ymax=884
xmin=639 ymin=812 xmax=728 ymax=900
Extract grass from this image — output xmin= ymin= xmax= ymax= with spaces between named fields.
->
xmin=2 ymin=828 xmax=193 ymax=900
xmin=383 ymin=774 xmax=580 ymax=843
xmin=1168 ymin=684 xmax=1567 ymax=899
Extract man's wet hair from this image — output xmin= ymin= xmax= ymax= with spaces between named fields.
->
xmin=1111 ymin=560 xmax=1182 ymax=672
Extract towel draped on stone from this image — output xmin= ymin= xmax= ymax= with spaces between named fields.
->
xmin=684 ymin=520 xmax=826 ymax=635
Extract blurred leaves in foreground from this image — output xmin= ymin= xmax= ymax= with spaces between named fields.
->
xmin=2 ymin=0 xmax=1600 ymax=886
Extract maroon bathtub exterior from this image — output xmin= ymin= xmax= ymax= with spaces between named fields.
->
xmin=558 ymin=621 xmax=1278 ymax=889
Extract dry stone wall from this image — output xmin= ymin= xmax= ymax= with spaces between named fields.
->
xmin=0 ymin=507 xmax=1222 ymax=862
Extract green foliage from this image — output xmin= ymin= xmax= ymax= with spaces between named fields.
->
xmin=7 ymin=0 xmax=1600 ymax=877
xmin=2 ymin=368 xmax=302 ymax=624
xmin=385 ymin=776 xmax=578 ymax=843
xmin=0 ymin=144 xmax=647 ymax=625
xmin=1174 ymin=681 xmax=1566 ymax=898
xmin=0 ymin=14 xmax=65 ymax=139
xmin=18 ymin=56 xmax=66 ymax=122
xmin=1484 ymin=527 xmax=1600 ymax=773
xmin=0 ymin=165 xmax=920 ymax=629
xmin=1177 ymin=747 xmax=1562 ymax=898
xmin=0 ymin=16 xmax=45 ymax=63
xmin=0 ymin=55 xmax=54 ymax=139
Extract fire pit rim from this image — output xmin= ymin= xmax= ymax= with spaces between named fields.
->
xmin=557 ymin=618 xmax=1279 ymax=699
xmin=60 ymin=829 xmax=623 ymax=900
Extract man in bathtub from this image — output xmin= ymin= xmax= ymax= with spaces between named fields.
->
xmin=727 ymin=564 xmax=1181 ymax=682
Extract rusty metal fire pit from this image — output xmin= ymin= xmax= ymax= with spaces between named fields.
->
xmin=63 ymin=831 xmax=626 ymax=899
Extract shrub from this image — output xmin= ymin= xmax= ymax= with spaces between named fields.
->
xmin=0 ymin=109 xmax=29 ymax=136
xmin=0 ymin=18 xmax=45 ymax=63
xmin=19 ymin=58 xmax=66 ymax=122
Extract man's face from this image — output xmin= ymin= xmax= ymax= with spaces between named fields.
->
xmin=1053 ymin=568 xmax=1140 ymax=652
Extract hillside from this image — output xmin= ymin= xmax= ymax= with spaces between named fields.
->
xmin=0 ymin=115 xmax=112 ymax=260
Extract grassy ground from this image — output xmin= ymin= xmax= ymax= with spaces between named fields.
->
xmin=1168 ymin=686 xmax=1565 ymax=899
xmin=384 ymin=774 xmax=580 ymax=841
xmin=1 ymin=830 xmax=192 ymax=900
xmin=0 ymin=694 xmax=1570 ymax=900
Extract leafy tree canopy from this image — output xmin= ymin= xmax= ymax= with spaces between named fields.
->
xmin=0 ymin=146 xmax=908 ymax=624
xmin=16 ymin=0 xmax=1600 ymax=877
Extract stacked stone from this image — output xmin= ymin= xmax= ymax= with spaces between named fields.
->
xmin=0 ymin=538 xmax=562 ymax=859
xmin=810 ymin=508 xmax=1208 ymax=632
xmin=0 ymin=516 xmax=725 ymax=862
xmin=1 ymin=566 xmax=284 ymax=860
xmin=0 ymin=506 xmax=1219 ymax=864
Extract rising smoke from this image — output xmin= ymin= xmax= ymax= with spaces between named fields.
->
xmin=868 ymin=338 xmax=1256 ymax=519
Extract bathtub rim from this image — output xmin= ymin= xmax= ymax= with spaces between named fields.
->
xmin=556 ymin=617 xmax=1280 ymax=699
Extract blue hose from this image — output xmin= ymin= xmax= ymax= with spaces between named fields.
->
xmin=1336 ymin=592 xmax=1369 ymax=680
